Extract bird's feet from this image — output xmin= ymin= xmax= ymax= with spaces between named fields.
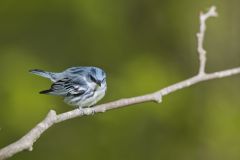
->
xmin=78 ymin=106 xmax=95 ymax=115
xmin=78 ymin=107 xmax=84 ymax=115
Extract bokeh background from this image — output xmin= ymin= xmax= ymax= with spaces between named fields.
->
xmin=1 ymin=0 xmax=240 ymax=159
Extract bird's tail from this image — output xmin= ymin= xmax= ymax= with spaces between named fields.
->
xmin=29 ymin=69 xmax=55 ymax=80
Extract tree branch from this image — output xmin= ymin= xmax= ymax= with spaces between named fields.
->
xmin=0 ymin=6 xmax=239 ymax=160
xmin=197 ymin=6 xmax=218 ymax=75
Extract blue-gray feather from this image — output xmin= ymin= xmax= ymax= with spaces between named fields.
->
xmin=30 ymin=66 xmax=107 ymax=108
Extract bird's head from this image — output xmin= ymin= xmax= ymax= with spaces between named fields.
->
xmin=88 ymin=67 xmax=106 ymax=87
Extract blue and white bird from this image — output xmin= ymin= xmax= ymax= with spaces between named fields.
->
xmin=29 ymin=67 xmax=107 ymax=108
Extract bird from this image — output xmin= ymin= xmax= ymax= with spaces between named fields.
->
xmin=29 ymin=66 xmax=107 ymax=108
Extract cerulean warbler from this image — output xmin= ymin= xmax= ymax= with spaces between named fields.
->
xmin=30 ymin=67 xmax=107 ymax=108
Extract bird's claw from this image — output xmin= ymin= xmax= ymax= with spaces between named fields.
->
xmin=78 ymin=107 xmax=95 ymax=115
xmin=84 ymin=108 xmax=95 ymax=115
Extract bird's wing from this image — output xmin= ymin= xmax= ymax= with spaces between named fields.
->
xmin=40 ymin=77 xmax=87 ymax=96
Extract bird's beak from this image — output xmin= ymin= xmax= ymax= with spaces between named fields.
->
xmin=96 ymin=80 xmax=101 ymax=87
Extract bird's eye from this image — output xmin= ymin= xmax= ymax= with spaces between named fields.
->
xmin=90 ymin=75 xmax=97 ymax=83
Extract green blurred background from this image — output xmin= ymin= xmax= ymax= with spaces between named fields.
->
xmin=1 ymin=0 xmax=240 ymax=159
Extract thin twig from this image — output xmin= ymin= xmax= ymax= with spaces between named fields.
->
xmin=197 ymin=6 xmax=218 ymax=75
xmin=0 ymin=6 xmax=239 ymax=160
